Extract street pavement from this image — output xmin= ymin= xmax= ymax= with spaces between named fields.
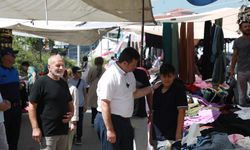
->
xmin=18 ymin=110 xmax=154 ymax=150
xmin=18 ymin=110 xmax=101 ymax=150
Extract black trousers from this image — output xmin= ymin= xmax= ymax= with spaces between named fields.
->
xmin=76 ymin=106 xmax=84 ymax=140
xmin=4 ymin=106 xmax=22 ymax=150
xmin=91 ymin=107 xmax=97 ymax=125
xmin=94 ymin=112 xmax=134 ymax=150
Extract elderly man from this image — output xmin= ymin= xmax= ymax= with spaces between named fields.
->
xmin=0 ymin=47 xmax=20 ymax=150
xmin=28 ymin=54 xmax=74 ymax=150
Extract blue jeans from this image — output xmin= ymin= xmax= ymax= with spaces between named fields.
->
xmin=94 ymin=112 xmax=134 ymax=150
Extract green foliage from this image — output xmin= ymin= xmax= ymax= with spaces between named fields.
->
xmin=12 ymin=35 xmax=76 ymax=75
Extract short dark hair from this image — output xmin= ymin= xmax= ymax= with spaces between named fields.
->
xmin=82 ymin=56 xmax=88 ymax=62
xmin=94 ymin=57 xmax=104 ymax=66
xmin=118 ymin=47 xmax=140 ymax=64
xmin=239 ymin=21 xmax=250 ymax=28
xmin=160 ymin=63 xmax=175 ymax=75
xmin=21 ymin=61 xmax=30 ymax=67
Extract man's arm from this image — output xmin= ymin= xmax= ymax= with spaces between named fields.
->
xmin=133 ymin=83 xmax=160 ymax=99
xmin=146 ymin=92 xmax=153 ymax=122
xmin=133 ymin=86 xmax=152 ymax=99
xmin=62 ymin=101 xmax=74 ymax=123
xmin=101 ymin=99 xmax=116 ymax=143
xmin=28 ymin=101 xmax=42 ymax=142
xmin=175 ymin=108 xmax=186 ymax=141
xmin=230 ymin=48 xmax=238 ymax=77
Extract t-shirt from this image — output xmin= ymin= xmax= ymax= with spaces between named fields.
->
xmin=97 ymin=63 xmax=136 ymax=118
xmin=68 ymin=78 xmax=86 ymax=107
xmin=133 ymin=68 xmax=150 ymax=117
xmin=233 ymin=37 xmax=250 ymax=72
xmin=29 ymin=75 xmax=72 ymax=136
xmin=0 ymin=65 xmax=20 ymax=103
xmin=27 ymin=66 xmax=37 ymax=85
xmin=152 ymin=79 xmax=188 ymax=141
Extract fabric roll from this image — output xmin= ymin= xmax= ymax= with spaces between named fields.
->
xmin=163 ymin=23 xmax=172 ymax=64
xmin=200 ymin=21 xmax=213 ymax=80
xmin=171 ymin=23 xmax=179 ymax=74
xmin=179 ymin=22 xmax=187 ymax=82
xmin=186 ymin=22 xmax=195 ymax=83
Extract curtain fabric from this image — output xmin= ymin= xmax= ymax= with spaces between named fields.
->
xmin=163 ymin=23 xmax=172 ymax=64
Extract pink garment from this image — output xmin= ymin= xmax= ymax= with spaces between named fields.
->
xmin=193 ymin=75 xmax=212 ymax=89
xmin=184 ymin=108 xmax=221 ymax=128
xmin=228 ymin=134 xmax=244 ymax=144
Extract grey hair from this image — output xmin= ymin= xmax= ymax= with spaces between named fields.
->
xmin=48 ymin=54 xmax=63 ymax=65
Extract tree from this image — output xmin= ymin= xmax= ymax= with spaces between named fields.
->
xmin=12 ymin=35 xmax=76 ymax=75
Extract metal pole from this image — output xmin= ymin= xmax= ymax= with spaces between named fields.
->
xmin=45 ymin=0 xmax=48 ymax=25
xmin=140 ymin=0 xmax=145 ymax=66
xmin=77 ymin=45 xmax=80 ymax=66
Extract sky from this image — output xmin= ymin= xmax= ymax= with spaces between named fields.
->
xmin=151 ymin=0 xmax=248 ymax=15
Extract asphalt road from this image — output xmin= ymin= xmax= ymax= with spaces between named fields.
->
xmin=18 ymin=110 xmax=101 ymax=150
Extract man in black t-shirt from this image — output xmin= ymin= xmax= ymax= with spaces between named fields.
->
xmin=28 ymin=54 xmax=74 ymax=150
xmin=151 ymin=63 xmax=187 ymax=150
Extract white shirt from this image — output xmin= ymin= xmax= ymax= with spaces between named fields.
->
xmin=97 ymin=63 xmax=136 ymax=118
xmin=69 ymin=86 xmax=79 ymax=122
xmin=0 ymin=93 xmax=4 ymax=123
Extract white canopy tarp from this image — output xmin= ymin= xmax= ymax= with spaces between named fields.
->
xmin=159 ymin=8 xmax=241 ymax=39
xmin=123 ymin=8 xmax=241 ymax=39
xmin=0 ymin=0 xmax=154 ymax=22
xmin=0 ymin=19 xmax=119 ymax=45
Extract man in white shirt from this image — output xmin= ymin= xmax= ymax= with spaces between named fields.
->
xmin=95 ymin=47 xmax=159 ymax=150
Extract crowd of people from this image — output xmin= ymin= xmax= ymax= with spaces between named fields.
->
xmin=0 ymin=21 xmax=249 ymax=150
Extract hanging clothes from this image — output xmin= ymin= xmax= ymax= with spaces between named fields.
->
xmin=199 ymin=21 xmax=213 ymax=80
xmin=179 ymin=22 xmax=188 ymax=82
xmin=186 ymin=22 xmax=195 ymax=83
xmin=172 ymin=23 xmax=179 ymax=74
xmin=212 ymin=25 xmax=226 ymax=85
xmin=145 ymin=33 xmax=163 ymax=49
xmin=163 ymin=23 xmax=172 ymax=64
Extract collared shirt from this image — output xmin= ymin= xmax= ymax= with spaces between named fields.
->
xmin=97 ymin=63 xmax=136 ymax=118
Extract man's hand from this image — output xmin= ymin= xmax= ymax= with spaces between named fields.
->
xmin=62 ymin=112 xmax=73 ymax=123
xmin=83 ymin=106 xmax=87 ymax=112
xmin=32 ymin=128 xmax=42 ymax=143
xmin=0 ymin=100 xmax=11 ymax=111
xmin=69 ymin=122 xmax=77 ymax=131
xmin=107 ymin=129 xmax=116 ymax=144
